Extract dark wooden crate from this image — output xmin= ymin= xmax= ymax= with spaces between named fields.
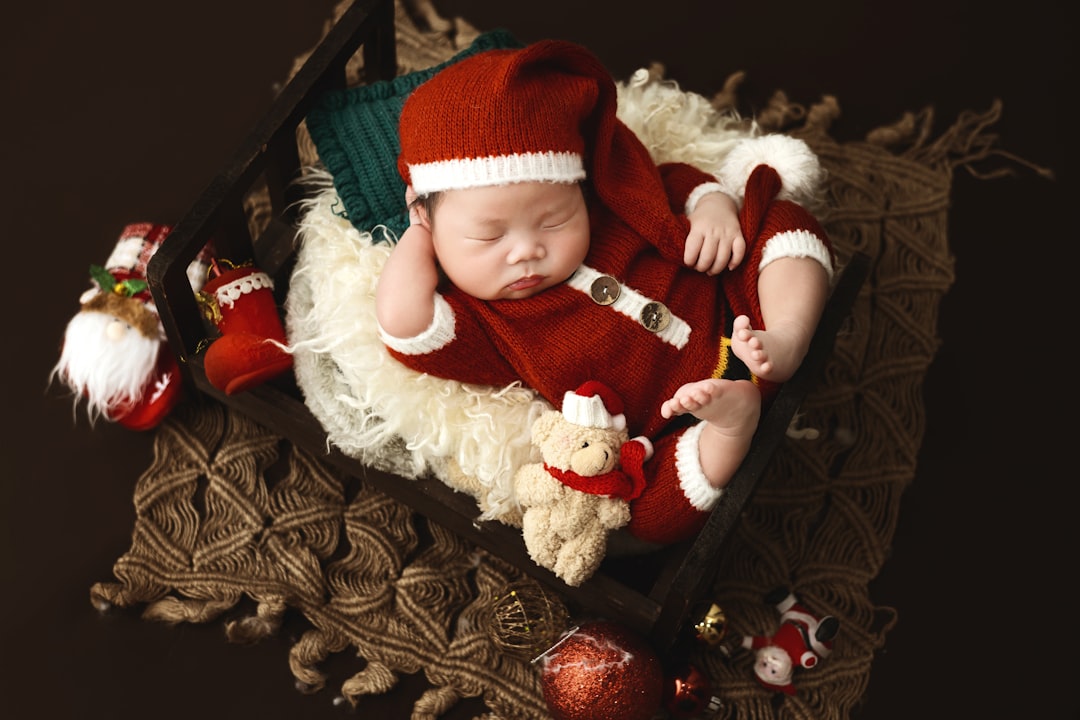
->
xmin=146 ymin=0 xmax=868 ymax=655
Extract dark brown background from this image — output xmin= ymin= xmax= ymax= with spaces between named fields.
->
xmin=5 ymin=1 xmax=1073 ymax=718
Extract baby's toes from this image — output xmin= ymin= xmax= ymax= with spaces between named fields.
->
xmin=661 ymin=399 xmax=685 ymax=418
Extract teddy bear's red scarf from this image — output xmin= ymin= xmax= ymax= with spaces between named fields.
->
xmin=542 ymin=464 xmax=645 ymax=500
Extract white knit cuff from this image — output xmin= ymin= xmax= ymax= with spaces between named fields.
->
xmin=378 ymin=293 xmax=456 ymax=355
xmin=758 ymin=230 xmax=834 ymax=281
xmin=676 ymin=422 xmax=724 ymax=511
xmin=684 ymin=182 xmax=728 ymax=215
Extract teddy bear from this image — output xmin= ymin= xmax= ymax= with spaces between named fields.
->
xmin=740 ymin=587 xmax=840 ymax=696
xmin=513 ymin=381 xmax=652 ymax=587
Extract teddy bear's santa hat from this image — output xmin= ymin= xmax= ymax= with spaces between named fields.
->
xmin=558 ymin=382 xmax=655 ymax=499
xmin=561 ymin=380 xmax=627 ymax=431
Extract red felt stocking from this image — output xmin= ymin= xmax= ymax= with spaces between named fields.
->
xmin=200 ymin=264 xmax=293 ymax=395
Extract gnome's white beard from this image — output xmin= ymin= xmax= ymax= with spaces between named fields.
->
xmin=51 ymin=309 xmax=161 ymax=424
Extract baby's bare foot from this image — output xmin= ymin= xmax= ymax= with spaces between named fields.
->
xmin=661 ymin=378 xmax=758 ymax=429
xmin=730 ymin=315 xmax=807 ymax=383
xmin=662 ymin=378 xmax=761 ymax=488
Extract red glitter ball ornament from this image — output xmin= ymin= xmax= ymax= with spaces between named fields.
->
xmin=538 ymin=620 xmax=664 ymax=720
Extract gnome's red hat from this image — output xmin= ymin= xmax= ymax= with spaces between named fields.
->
xmin=397 ymin=40 xmax=686 ymax=248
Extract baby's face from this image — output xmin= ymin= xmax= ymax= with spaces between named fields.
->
xmin=427 ymin=181 xmax=590 ymax=300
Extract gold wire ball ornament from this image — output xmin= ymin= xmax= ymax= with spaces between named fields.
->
xmin=694 ymin=602 xmax=728 ymax=647
xmin=487 ymin=580 xmax=571 ymax=661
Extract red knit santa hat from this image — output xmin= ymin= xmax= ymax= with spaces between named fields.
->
xmin=397 ymin=40 xmax=686 ymax=247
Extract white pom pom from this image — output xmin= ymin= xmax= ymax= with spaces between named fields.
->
xmin=716 ymin=135 xmax=825 ymax=206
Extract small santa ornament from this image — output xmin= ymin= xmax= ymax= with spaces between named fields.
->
xmin=50 ymin=223 xmax=211 ymax=431
xmin=741 ymin=587 xmax=839 ymax=696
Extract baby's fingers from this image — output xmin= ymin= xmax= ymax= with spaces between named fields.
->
xmin=683 ymin=232 xmax=705 ymax=268
xmin=727 ymin=233 xmax=747 ymax=270
xmin=700 ymin=235 xmax=732 ymax=275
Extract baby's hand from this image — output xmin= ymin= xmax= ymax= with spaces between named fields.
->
xmin=684 ymin=191 xmax=745 ymax=275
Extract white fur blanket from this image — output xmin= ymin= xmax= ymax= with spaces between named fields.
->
xmin=285 ymin=69 xmax=821 ymax=520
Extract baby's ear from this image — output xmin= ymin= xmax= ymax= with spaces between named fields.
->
xmin=416 ymin=207 xmax=432 ymax=230
xmin=405 ymin=185 xmax=429 ymax=228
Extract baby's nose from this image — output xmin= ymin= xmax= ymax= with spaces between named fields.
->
xmin=508 ymin=233 xmax=546 ymax=262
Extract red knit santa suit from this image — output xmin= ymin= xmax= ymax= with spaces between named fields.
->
xmin=382 ymin=41 xmax=833 ymax=545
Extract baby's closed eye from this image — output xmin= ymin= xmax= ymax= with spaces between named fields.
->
xmin=542 ymin=217 xmax=572 ymax=230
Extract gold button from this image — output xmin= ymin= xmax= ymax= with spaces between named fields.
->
xmin=640 ymin=302 xmax=671 ymax=332
xmin=590 ymin=275 xmax=621 ymax=305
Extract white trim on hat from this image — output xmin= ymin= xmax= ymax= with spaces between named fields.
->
xmin=408 ymin=151 xmax=585 ymax=194
xmin=104 ymin=235 xmax=152 ymax=272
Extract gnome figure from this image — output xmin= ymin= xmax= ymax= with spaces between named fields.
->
xmin=50 ymin=223 xmax=211 ymax=431
xmin=742 ymin=587 xmax=839 ymax=696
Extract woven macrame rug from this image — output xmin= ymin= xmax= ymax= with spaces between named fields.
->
xmin=89 ymin=2 xmax=1029 ymax=718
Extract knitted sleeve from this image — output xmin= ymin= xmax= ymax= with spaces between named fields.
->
xmin=383 ymin=292 xmax=521 ymax=388
xmin=657 ymin=162 xmax=724 ymax=215
xmin=645 ymin=161 xmax=726 ymax=262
